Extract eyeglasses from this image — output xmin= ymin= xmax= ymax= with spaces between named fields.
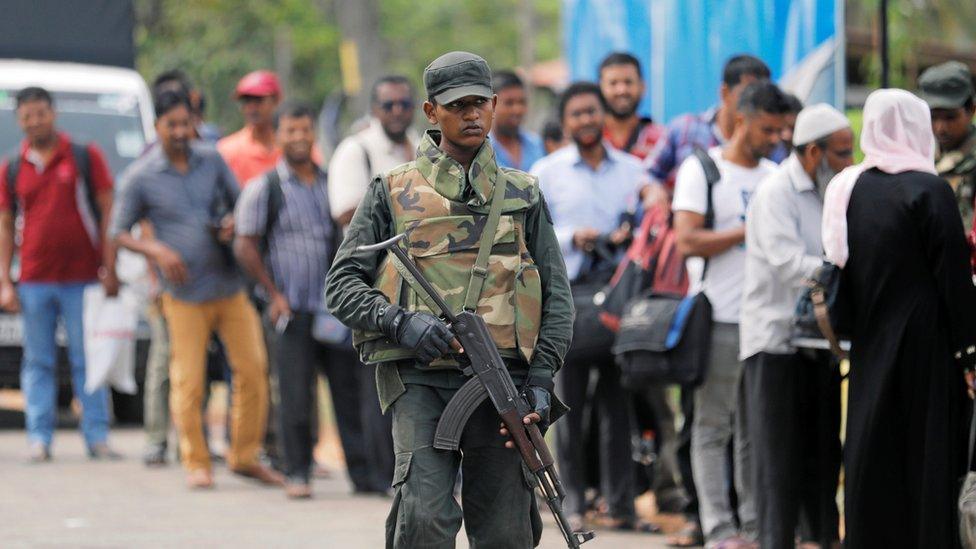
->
xmin=379 ymin=99 xmax=414 ymax=112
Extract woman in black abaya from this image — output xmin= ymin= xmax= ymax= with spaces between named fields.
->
xmin=822 ymin=89 xmax=976 ymax=548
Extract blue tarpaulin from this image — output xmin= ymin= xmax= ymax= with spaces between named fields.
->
xmin=563 ymin=0 xmax=843 ymax=123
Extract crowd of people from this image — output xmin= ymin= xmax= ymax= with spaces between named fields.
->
xmin=2 ymin=45 xmax=976 ymax=549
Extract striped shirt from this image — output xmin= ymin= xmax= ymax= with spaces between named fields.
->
xmin=235 ymin=161 xmax=334 ymax=313
xmin=647 ymin=106 xmax=725 ymax=189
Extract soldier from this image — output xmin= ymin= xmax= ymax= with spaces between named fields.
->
xmin=325 ymin=51 xmax=574 ymax=547
xmin=918 ymin=61 xmax=976 ymax=228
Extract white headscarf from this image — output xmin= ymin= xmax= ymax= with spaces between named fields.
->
xmin=822 ymin=89 xmax=937 ymax=267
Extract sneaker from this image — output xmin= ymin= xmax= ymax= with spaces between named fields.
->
xmin=88 ymin=443 xmax=123 ymax=461
xmin=28 ymin=441 xmax=51 ymax=463
xmin=143 ymin=444 xmax=167 ymax=467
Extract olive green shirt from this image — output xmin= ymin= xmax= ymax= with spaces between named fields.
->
xmin=937 ymin=124 xmax=976 ymax=229
xmin=325 ymin=139 xmax=574 ymax=409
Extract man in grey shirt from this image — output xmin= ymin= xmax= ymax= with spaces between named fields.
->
xmin=112 ymin=90 xmax=281 ymax=490
xmin=740 ymin=104 xmax=853 ymax=548
xmin=234 ymin=103 xmax=380 ymax=499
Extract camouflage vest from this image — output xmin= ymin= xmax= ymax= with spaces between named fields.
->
xmin=937 ymin=125 xmax=976 ymax=229
xmin=353 ymin=131 xmax=543 ymax=366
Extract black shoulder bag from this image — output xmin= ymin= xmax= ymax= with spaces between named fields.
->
xmin=612 ymin=148 xmax=718 ymax=389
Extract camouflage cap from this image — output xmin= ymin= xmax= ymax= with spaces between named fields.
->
xmin=424 ymin=51 xmax=492 ymax=104
xmin=918 ymin=61 xmax=974 ymax=110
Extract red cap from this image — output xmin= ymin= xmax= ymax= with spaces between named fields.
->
xmin=235 ymin=70 xmax=281 ymax=98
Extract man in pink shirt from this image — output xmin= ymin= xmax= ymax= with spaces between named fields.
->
xmin=218 ymin=70 xmax=283 ymax=186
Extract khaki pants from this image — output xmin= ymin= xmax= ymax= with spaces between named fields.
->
xmin=161 ymin=291 xmax=268 ymax=473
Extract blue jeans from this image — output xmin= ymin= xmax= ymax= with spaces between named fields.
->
xmin=19 ymin=282 xmax=110 ymax=447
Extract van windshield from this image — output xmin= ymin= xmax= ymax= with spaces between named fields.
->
xmin=0 ymin=89 xmax=146 ymax=176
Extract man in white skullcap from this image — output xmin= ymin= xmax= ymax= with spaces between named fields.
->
xmin=739 ymin=103 xmax=854 ymax=548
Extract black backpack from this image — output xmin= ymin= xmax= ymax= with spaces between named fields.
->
xmin=5 ymin=143 xmax=100 ymax=224
xmin=262 ymin=168 xmax=284 ymax=252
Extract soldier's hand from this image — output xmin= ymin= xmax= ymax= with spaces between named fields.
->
xmin=499 ymin=411 xmax=543 ymax=449
xmin=499 ymin=385 xmax=551 ymax=449
xmin=395 ymin=310 xmax=454 ymax=363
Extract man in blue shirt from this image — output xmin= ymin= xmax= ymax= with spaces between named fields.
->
xmin=488 ymin=70 xmax=545 ymax=171
xmin=533 ymin=81 xmax=652 ymax=532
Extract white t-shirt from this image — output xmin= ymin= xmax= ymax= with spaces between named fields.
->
xmin=671 ymin=147 xmax=777 ymax=323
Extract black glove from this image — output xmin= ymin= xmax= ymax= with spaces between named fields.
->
xmin=521 ymin=385 xmax=552 ymax=431
xmin=380 ymin=305 xmax=453 ymax=363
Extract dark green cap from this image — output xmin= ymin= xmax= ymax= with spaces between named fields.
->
xmin=424 ymin=51 xmax=492 ymax=104
xmin=918 ymin=61 xmax=974 ymax=109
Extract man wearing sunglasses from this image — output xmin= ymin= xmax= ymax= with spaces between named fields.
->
xmin=327 ymin=75 xmax=420 ymax=494
xmin=329 ymin=75 xmax=419 ymax=228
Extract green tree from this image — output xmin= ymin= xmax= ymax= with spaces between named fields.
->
xmin=136 ymin=0 xmax=340 ymax=134
xmin=135 ymin=0 xmax=561 ymax=134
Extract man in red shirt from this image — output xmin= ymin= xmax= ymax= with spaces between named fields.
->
xmin=599 ymin=52 xmax=665 ymax=161
xmin=0 ymin=87 xmax=120 ymax=462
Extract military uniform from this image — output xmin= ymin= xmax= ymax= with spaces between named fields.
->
xmin=325 ymin=78 xmax=574 ymax=546
xmin=936 ymin=125 xmax=976 ymax=228
xmin=918 ymin=61 xmax=976 ymax=228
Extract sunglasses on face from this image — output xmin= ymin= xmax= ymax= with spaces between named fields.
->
xmin=379 ymin=99 xmax=414 ymax=112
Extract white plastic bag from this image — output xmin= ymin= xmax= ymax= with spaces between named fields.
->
xmin=83 ymin=285 xmax=139 ymax=394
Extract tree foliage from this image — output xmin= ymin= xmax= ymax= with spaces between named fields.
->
xmin=135 ymin=0 xmax=560 ymax=134
xmin=847 ymin=0 xmax=976 ymax=88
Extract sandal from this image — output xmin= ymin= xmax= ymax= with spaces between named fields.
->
xmin=599 ymin=516 xmax=662 ymax=534
xmin=667 ymin=521 xmax=704 ymax=547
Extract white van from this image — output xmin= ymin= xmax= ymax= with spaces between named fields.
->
xmin=0 ymin=59 xmax=155 ymax=420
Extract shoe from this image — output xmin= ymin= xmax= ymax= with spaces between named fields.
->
xmin=285 ymin=481 xmax=313 ymax=499
xmin=598 ymin=515 xmax=662 ymax=534
xmin=143 ymin=444 xmax=167 ymax=467
xmin=707 ymin=537 xmax=757 ymax=549
xmin=28 ymin=441 xmax=51 ymax=463
xmin=232 ymin=463 xmax=286 ymax=486
xmin=667 ymin=521 xmax=704 ymax=547
xmin=88 ymin=443 xmax=123 ymax=461
xmin=187 ymin=469 xmax=215 ymax=489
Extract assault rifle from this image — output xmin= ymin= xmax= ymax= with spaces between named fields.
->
xmin=356 ymin=234 xmax=594 ymax=548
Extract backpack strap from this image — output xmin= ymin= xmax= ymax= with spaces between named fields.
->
xmin=5 ymin=156 xmax=19 ymax=219
xmin=462 ymin=174 xmax=508 ymax=312
xmin=692 ymin=147 xmax=719 ymax=229
xmin=262 ymin=168 xmax=284 ymax=252
xmin=691 ymin=147 xmax=720 ymax=279
xmin=69 ymin=142 xmax=100 ymax=226
xmin=354 ymin=135 xmax=373 ymax=176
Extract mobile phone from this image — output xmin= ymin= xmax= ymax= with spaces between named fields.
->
xmin=275 ymin=313 xmax=291 ymax=335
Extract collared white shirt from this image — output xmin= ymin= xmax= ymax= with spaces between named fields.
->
xmin=327 ymin=118 xmax=419 ymax=219
xmin=531 ymin=144 xmax=647 ymax=281
xmin=739 ymin=153 xmax=825 ymax=359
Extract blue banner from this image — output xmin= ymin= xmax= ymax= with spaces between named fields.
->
xmin=563 ymin=0 xmax=844 ymax=123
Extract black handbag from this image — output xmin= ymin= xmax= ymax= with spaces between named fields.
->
xmin=609 ymin=148 xmax=720 ymax=389
xmin=793 ymin=262 xmax=849 ymax=358
xmin=566 ymin=238 xmax=619 ymax=365
xmin=613 ymin=292 xmax=712 ymax=388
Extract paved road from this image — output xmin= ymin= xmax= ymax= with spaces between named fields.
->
xmin=0 ymin=426 xmax=673 ymax=548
